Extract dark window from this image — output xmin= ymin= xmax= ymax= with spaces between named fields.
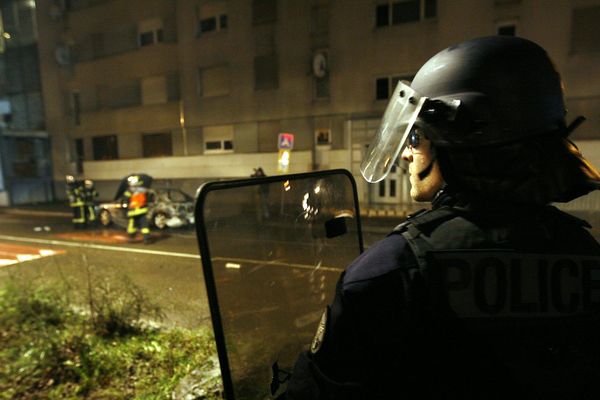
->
xmin=92 ymin=135 xmax=118 ymax=160
xmin=205 ymin=141 xmax=222 ymax=150
xmin=142 ymin=132 xmax=172 ymax=158
xmin=311 ymin=5 xmax=329 ymax=35
xmin=379 ymin=181 xmax=386 ymax=197
xmin=108 ymin=81 xmax=141 ymax=109
xmin=254 ymin=54 xmax=279 ymax=90
xmin=72 ymin=92 xmax=81 ymax=126
xmin=376 ymin=78 xmax=389 ymax=100
xmin=424 ymin=0 xmax=437 ymax=18
xmin=166 ymin=73 xmax=181 ymax=101
xmin=570 ymin=6 xmax=600 ymax=53
xmin=389 ymin=180 xmax=397 ymax=197
xmin=75 ymin=138 xmax=84 ymax=173
xmin=200 ymin=17 xmax=217 ymax=34
xmin=224 ymin=140 xmax=234 ymax=150
xmin=220 ymin=14 xmax=228 ymax=29
xmin=156 ymin=29 xmax=164 ymax=42
xmin=253 ymin=0 xmax=277 ymax=24
xmin=75 ymin=138 xmax=84 ymax=161
xmin=497 ymin=25 xmax=516 ymax=36
xmin=315 ymin=76 xmax=329 ymax=99
xmin=391 ymin=76 xmax=402 ymax=91
xmin=91 ymin=33 xmax=105 ymax=58
xmin=376 ymin=4 xmax=390 ymax=27
xmin=139 ymin=31 xmax=154 ymax=46
xmin=392 ymin=0 xmax=420 ymax=24
xmin=12 ymin=139 xmax=36 ymax=178
xmin=378 ymin=0 xmax=436 ymax=28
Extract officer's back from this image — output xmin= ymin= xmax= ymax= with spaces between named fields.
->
xmin=283 ymin=36 xmax=600 ymax=399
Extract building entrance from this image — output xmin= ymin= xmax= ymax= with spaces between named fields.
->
xmin=0 ymin=134 xmax=53 ymax=205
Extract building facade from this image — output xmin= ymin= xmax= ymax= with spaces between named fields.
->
xmin=35 ymin=0 xmax=600 ymax=210
xmin=0 ymin=0 xmax=53 ymax=206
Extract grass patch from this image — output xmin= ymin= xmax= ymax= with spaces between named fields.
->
xmin=0 ymin=277 xmax=222 ymax=399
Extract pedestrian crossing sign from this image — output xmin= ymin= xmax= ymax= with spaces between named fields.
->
xmin=278 ymin=133 xmax=294 ymax=150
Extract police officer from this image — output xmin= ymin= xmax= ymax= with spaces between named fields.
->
xmin=123 ymin=175 xmax=151 ymax=244
xmin=66 ymin=175 xmax=86 ymax=229
xmin=83 ymin=179 xmax=98 ymax=226
xmin=283 ymin=36 xmax=600 ymax=399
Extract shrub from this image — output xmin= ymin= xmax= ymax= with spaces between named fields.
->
xmin=0 ymin=277 xmax=222 ymax=399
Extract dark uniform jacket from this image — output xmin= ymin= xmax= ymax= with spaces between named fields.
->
xmin=284 ymin=194 xmax=600 ymax=399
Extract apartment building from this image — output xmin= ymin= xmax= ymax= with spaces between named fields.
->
xmin=35 ymin=0 xmax=600 ymax=209
xmin=0 ymin=0 xmax=53 ymax=205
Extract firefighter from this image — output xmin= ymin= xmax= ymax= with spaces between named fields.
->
xmin=282 ymin=36 xmax=600 ymax=399
xmin=66 ymin=175 xmax=86 ymax=229
xmin=123 ymin=175 xmax=151 ymax=244
xmin=83 ymin=179 xmax=98 ymax=226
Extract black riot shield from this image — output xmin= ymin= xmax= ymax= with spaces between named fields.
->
xmin=195 ymin=169 xmax=363 ymax=399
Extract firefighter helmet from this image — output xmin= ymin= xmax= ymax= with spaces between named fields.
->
xmin=127 ymin=175 xmax=142 ymax=187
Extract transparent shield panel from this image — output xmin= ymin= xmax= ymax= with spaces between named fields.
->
xmin=196 ymin=170 xmax=363 ymax=399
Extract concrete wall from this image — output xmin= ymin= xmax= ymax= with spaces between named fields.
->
xmin=83 ymin=150 xmax=313 ymax=180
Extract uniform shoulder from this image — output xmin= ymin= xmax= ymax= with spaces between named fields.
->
xmin=342 ymin=234 xmax=411 ymax=290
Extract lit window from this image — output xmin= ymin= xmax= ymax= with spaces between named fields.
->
xmin=376 ymin=0 xmax=436 ymax=27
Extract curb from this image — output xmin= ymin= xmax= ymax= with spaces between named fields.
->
xmin=1 ymin=209 xmax=71 ymax=218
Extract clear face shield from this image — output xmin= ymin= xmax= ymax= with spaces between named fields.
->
xmin=360 ymin=81 xmax=427 ymax=183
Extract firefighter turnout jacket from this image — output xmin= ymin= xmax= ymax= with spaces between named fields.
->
xmin=124 ymin=187 xmax=149 ymax=217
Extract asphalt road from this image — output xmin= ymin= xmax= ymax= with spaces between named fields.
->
xmin=3 ymin=203 xmax=595 ymax=333
xmin=0 ymin=205 xmax=396 ymax=332
xmin=0 ymin=207 xmax=210 ymax=329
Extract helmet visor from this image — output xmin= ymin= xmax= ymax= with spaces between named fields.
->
xmin=360 ymin=81 xmax=427 ymax=183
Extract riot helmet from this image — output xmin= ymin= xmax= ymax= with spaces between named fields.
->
xmin=84 ymin=179 xmax=94 ymax=189
xmin=65 ymin=175 xmax=75 ymax=184
xmin=362 ymin=36 xmax=600 ymax=203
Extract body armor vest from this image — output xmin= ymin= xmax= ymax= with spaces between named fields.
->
xmin=392 ymin=205 xmax=600 ymax=397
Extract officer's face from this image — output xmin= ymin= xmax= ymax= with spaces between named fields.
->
xmin=401 ymin=133 xmax=444 ymax=202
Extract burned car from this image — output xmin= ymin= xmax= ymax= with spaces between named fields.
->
xmin=98 ymin=188 xmax=195 ymax=229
